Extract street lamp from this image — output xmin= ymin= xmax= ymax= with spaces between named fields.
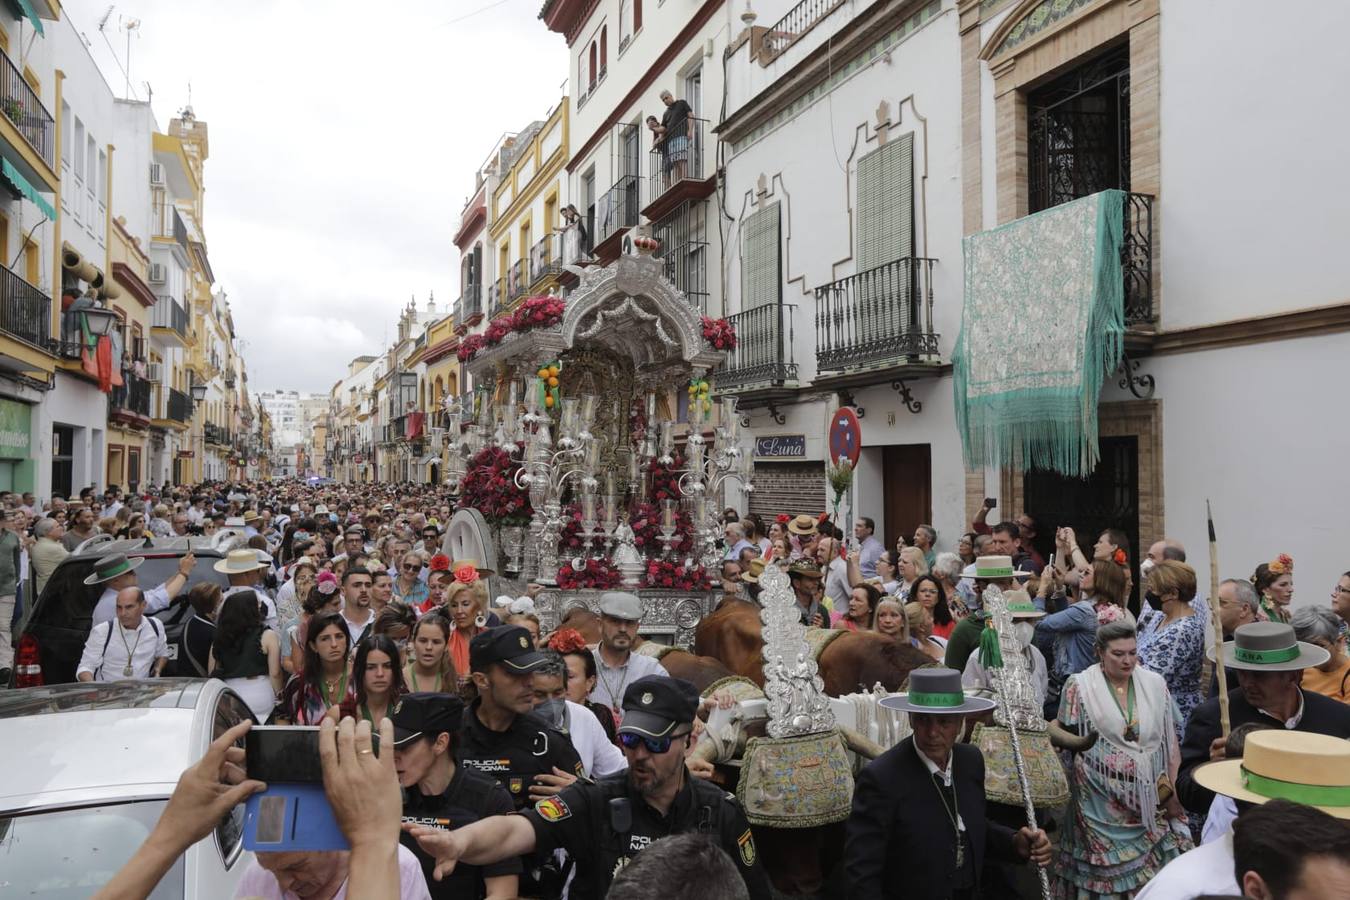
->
xmin=190 ymin=382 xmax=207 ymax=404
xmin=82 ymin=306 xmax=120 ymax=337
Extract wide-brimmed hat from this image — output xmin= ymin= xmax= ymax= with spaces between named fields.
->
xmin=787 ymin=514 xmax=818 ymax=536
xmin=213 ymin=548 xmax=269 ymax=576
xmin=1209 ymin=621 xmax=1330 ymax=672
xmin=1193 ymin=730 xmax=1350 ymax=819
xmin=879 ymin=668 xmax=996 ymax=716
xmin=969 ymin=555 xmax=1033 ymax=581
xmin=1004 ymin=589 xmax=1045 ymax=620
xmin=242 ymin=510 xmax=260 ymax=523
xmin=741 ymin=558 xmax=766 ymax=584
xmin=787 ymin=559 xmax=824 ymax=580
xmin=83 ymin=552 xmax=145 ymax=586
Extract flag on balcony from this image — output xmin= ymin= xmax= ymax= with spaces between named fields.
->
xmin=405 ymin=411 xmax=425 ymax=441
xmin=953 ymin=189 xmax=1125 ymax=477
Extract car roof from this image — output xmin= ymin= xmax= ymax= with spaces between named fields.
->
xmin=65 ymin=541 xmax=228 ymax=561
xmin=0 ymin=681 xmax=220 ymax=812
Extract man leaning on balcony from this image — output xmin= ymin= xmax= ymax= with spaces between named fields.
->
xmin=659 ymin=90 xmax=692 ymax=184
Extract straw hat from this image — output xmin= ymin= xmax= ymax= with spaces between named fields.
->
xmin=969 ymin=555 xmax=1033 ymax=581
xmin=787 ymin=559 xmax=824 ymax=580
xmin=213 ymin=548 xmax=269 ymax=575
xmin=879 ymin=668 xmax=996 ymax=716
xmin=740 ymin=558 xmax=766 ymax=584
xmin=1004 ymin=589 xmax=1045 ymax=620
xmin=1208 ymin=621 xmax=1330 ymax=672
xmin=1193 ymin=729 xmax=1350 ymax=819
xmin=787 ymin=514 xmax=818 ymax=536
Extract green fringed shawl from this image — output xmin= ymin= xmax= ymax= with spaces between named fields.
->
xmin=953 ymin=189 xmax=1126 ymax=477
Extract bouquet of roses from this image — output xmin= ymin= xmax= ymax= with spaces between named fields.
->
xmin=456 ymin=444 xmax=532 ymax=526
xmin=457 ymin=334 xmax=485 ymax=362
xmin=557 ymin=556 xmax=622 ymax=590
xmin=483 ymin=315 xmax=516 ymax=347
xmin=557 ymin=503 xmax=589 ymax=552
xmin=512 ymin=296 xmax=566 ymax=331
xmin=648 ymin=453 xmax=685 ymax=503
xmin=645 ymin=559 xmax=712 ymax=591
xmin=700 ymin=316 xmax=738 ymax=351
xmin=629 ymin=502 xmax=695 ymax=557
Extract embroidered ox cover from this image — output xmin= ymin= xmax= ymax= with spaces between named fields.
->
xmin=953 ymin=189 xmax=1125 ymax=477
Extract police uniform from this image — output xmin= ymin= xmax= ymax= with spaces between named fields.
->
xmin=456 ymin=626 xmax=583 ymax=897
xmin=393 ymin=693 xmax=522 ymax=900
xmin=519 ymin=676 xmax=771 ymax=900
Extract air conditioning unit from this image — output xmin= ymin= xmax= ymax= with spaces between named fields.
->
xmin=146 ymin=362 xmax=162 ymax=383
xmin=149 ymin=263 xmax=166 ymax=283
xmin=150 ymin=163 xmax=165 ymax=186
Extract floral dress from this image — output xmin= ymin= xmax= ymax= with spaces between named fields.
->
xmin=1053 ymin=674 xmax=1192 ymax=898
xmin=1135 ymin=609 xmax=1206 ymax=735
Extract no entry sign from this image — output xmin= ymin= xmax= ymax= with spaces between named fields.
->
xmin=829 ymin=407 xmax=862 ymax=468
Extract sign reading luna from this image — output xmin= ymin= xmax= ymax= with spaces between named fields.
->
xmin=754 ymin=435 xmax=806 ymax=459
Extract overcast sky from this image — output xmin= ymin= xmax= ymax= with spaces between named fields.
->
xmin=66 ymin=0 xmax=567 ymax=394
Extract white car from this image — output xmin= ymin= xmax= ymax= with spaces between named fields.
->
xmin=0 ymin=679 xmax=257 ymax=898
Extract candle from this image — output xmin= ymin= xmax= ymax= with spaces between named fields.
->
xmin=604 ymin=470 xmax=616 ymax=497
xmin=603 ymin=494 xmax=617 ymax=526
xmin=560 ymin=397 xmax=579 ymax=436
xmin=694 ymin=497 xmax=708 ymax=523
xmin=628 ymin=451 xmax=640 ymax=483
xmin=659 ymin=421 xmax=674 ymax=454
xmin=508 ymin=380 xmax=519 ymax=410
xmin=661 ymin=500 xmax=676 ymax=528
xmin=645 ymin=391 xmax=657 ymax=420
xmin=584 ymin=439 xmax=601 ymax=470
xmin=579 ymin=394 xmax=596 ymax=427
xmin=525 ymin=383 xmax=540 ymax=413
xmin=581 ymin=492 xmax=596 ymax=523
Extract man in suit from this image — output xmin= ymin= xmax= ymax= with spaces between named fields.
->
xmin=1177 ymin=621 xmax=1350 ymax=814
xmin=845 ymin=669 xmax=1052 ymax=899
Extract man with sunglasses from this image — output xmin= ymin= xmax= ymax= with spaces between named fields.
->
xmin=406 ymin=674 xmax=771 ymax=900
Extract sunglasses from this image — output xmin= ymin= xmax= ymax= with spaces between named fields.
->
xmin=402 ymin=563 xmax=421 ymax=571
xmin=618 ymin=730 xmax=689 ymax=754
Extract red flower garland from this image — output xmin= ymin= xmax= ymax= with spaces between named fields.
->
xmin=700 ymin=316 xmax=738 ymax=351
xmin=557 ymin=557 xmax=622 ymax=590
xmin=645 ymin=559 xmax=712 ymax=591
xmin=461 ymin=296 xmax=568 ymax=362
xmin=456 ymin=334 xmax=485 ymax=362
xmin=455 ymin=444 xmax=533 ymax=526
xmin=629 ymin=501 xmax=695 ymax=556
xmin=648 ymin=453 xmax=684 ymax=503
xmin=483 ymin=316 xmax=515 ymax=346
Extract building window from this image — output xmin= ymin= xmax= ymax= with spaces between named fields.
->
xmin=600 ymin=26 xmax=608 ymax=76
xmin=1027 ymin=44 xmax=1130 ymax=213
xmin=741 ymin=202 xmax=780 ymax=311
xmin=856 ymin=132 xmax=914 ymax=270
xmin=654 ymin=201 xmax=708 ymax=312
xmin=588 ymin=43 xmax=597 ymax=89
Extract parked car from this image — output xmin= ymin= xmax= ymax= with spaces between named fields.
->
xmin=10 ymin=533 xmax=249 ymax=688
xmin=0 ymin=679 xmax=256 ymax=898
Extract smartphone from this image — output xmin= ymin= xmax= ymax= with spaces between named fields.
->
xmin=984 ymin=497 xmax=998 ymax=509
xmin=242 ymin=726 xmax=372 ymax=852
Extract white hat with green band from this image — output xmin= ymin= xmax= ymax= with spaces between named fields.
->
xmin=82 ymin=552 xmax=146 ymax=586
xmin=969 ymin=555 xmax=1032 ymax=580
xmin=1208 ymin=621 xmax=1330 ymax=672
xmin=879 ymin=668 xmax=996 ymax=716
xmin=1193 ymin=729 xmax=1350 ymax=819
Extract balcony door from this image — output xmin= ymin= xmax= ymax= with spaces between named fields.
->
xmin=882 ymin=444 xmax=931 ymax=549
xmin=855 ymin=133 xmax=915 ymax=345
xmin=618 ymin=123 xmax=641 ymax=224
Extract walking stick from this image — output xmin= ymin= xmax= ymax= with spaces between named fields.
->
xmin=981 ymin=587 xmax=1052 ymax=900
xmin=1207 ymin=500 xmax=1231 ymax=738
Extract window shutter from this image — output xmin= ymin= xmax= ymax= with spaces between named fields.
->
xmin=741 ymin=202 xmax=780 ymax=311
xmin=855 ymin=134 xmax=915 ymax=341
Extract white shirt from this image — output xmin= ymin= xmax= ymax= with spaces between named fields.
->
xmin=914 ymin=744 xmax=965 ymax=831
xmin=1203 ymin=795 xmax=1237 ymax=845
xmin=588 ymin=647 xmax=668 ymax=721
xmin=1258 ymin=690 xmax=1306 ymax=729
xmin=1135 ymin=830 xmax=1238 ymax=899
xmin=78 ymin=617 xmax=168 ymax=681
xmin=233 ymin=842 xmax=430 ymax=900
xmin=223 ymin=584 xmax=279 ymax=632
xmin=824 ymin=557 xmax=850 ymax=608
xmin=93 ymin=583 xmax=174 ymax=627
xmin=341 ymin=605 xmax=374 ymax=645
xmin=565 ymin=699 xmax=627 ymax=779
xmin=962 ymin=643 xmax=1049 ymax=711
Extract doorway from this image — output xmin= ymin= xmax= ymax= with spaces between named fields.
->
xmin=882 ymin=444 xmax=932 ymax=550
xmin=51 ymin=425 xmax=74 ymax=499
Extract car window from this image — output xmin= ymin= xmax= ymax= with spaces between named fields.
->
xmin=0 ymin=801 xmax=183 ymax=898
xmin=212 ymin=689 xmax=254 ymax=868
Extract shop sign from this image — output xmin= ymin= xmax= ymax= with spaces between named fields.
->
xmin=754 ymin=435 xmax=806 ymax=458
xmin=0 ymin=399 xmax=31 ymax=457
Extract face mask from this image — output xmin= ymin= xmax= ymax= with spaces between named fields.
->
xmin=1014 ymin=622 xmax=1035 ymax=650
xmin=535 ymin=698 xmax=567 ymax=731
xmin=1139 ymin=558 xmax=1155 ymax=581
xmin=1144 ymin=591 xmax=1162 ymax=608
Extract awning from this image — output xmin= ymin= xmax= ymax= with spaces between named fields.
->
xmin=7 ymin=0 xmax=43 ymax=36
xmin=2 ymin=158 xmax=56 ymax=220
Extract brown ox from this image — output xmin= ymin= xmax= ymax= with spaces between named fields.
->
xmin=693 ymin=598 xmax=933 ymax=695
xmin=553 ymin=607 xmax=735 ymax=694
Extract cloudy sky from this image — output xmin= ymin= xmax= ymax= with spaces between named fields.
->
xmin=66 ymin=0 xmax=567 ymax=393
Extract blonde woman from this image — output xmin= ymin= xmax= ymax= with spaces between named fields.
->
xmin=444 ymin=569 xmax=489 ymax=683
xmin=895 ymin=545 xmax=929 ymax=601
xmin=904 ymin=601 xmax=945 ymax=661
xmin=872 ymin=596 xmax=908 ymax=641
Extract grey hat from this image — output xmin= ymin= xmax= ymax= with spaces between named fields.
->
xmin=597 ymin=591 xmax=643 ymax=621
xmin=1209 ymin=621 xmax=1330 ymax=672
xmin=879 ymin=668 xmax=996 ymax=716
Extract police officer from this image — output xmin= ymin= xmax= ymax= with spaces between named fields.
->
xmin=393 ymin=692 xmax=521 ymax=899
xmin=405 ymin=675 xmax=772 ymax=900
xmin=457 ymin=624 xmax=583 ymax=897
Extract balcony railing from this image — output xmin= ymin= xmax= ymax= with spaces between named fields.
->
xmin=0 ymin=46 xmax=55 ymax=167
xmin=595 ymin=174 xmax=641 ymax=248
xmin=648 ymin=116 xmax=707 ymax=201
xmin=111 ymin=374 xmax=152 ymax=419
xmin=462 ymin=281 xmax=482 ymax=318
xmin=762 ymin=0 xmax=842 ymax=62
xmin=717 ymin=303 xmax=799 ymax=391
xmin=0 ymin=264 xmax=51 ymax=350
xmin=166 ymin=388 xmax=192 ymax=423
xmin=1123 ymin=193 xmax=1154 ymax=327
xmin=152 ymin=296 xmax=189 ymax=337
xmin=487 ymin=278 xmax=505 ymax=318
xmin=529 ymin=233 xmax=562 ymax=285
xmin=507 ymin=259 xmax=526 ymax=301
xmin=815 ymin=256 xmax=939 ymax=373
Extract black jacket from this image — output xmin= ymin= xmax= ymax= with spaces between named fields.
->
xmin=845 ymin=737 xmax=1020 ymax=899
xmin=1176 ymin=688 xmax=1350 ymax=814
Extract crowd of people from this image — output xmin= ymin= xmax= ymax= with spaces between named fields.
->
xmin=3 ymin=478 xmax=1350 ymax=898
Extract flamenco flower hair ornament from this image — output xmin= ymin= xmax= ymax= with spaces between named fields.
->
xmin=429 ymin=553 xmax=452 ymax=572
xmin=776 ymin=513 xmax=791 ymax=525
xmin=1112 ymin=548 xmax=1128 ymax=567
xmin=315 ymin=571 xmax=339 ymax=596
xmin=1267 ymin=554 xmax=1293 ymax=575
xmin=454 ymin=563 xmax=479 ymax=584
xmin=547 ymin=627 xmax=589 ymax=653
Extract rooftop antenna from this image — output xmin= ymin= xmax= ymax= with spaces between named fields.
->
xmin=121 ymin=17 xmax=141 ymax=100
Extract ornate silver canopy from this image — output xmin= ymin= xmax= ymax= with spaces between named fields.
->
xmin=759 ymin=562 xmax=835 ymax=738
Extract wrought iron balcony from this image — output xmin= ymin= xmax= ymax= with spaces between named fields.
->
xmin=529 ymin=232 xmax=562 ymax=285
xmin=815 ymin=256 xmax=939 ymax=374
xmin=716 ymin=302 xmax=798 ymax=392
xmin=508 ymin=258 xmax=526 ymax=301
xmin=152 ymin=295 xmax=189 ymax=344
xmin=488 ymin=278 xmax=505 ymax=318
xmin=0 ymin=264 xmax=51 ymax=350
xmin=594 ymin=174 xmax=641 ymax=252
xmin=462 ymin=281 xmax=482 ymax=318
xmin=166 ymin=387 xmax=192 ymax=423
xmin=110 ymin=373 xmax=152 ymax=423
xmin=0 ymin=45 xmax=55 ymax=167
xmin=647 ymin=116 xmax=709 ymax=215
xmin=761 ymin=0 xmax=838 ymax=62
xmin=1123 ymin=192 xmax=1154 ymax=329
